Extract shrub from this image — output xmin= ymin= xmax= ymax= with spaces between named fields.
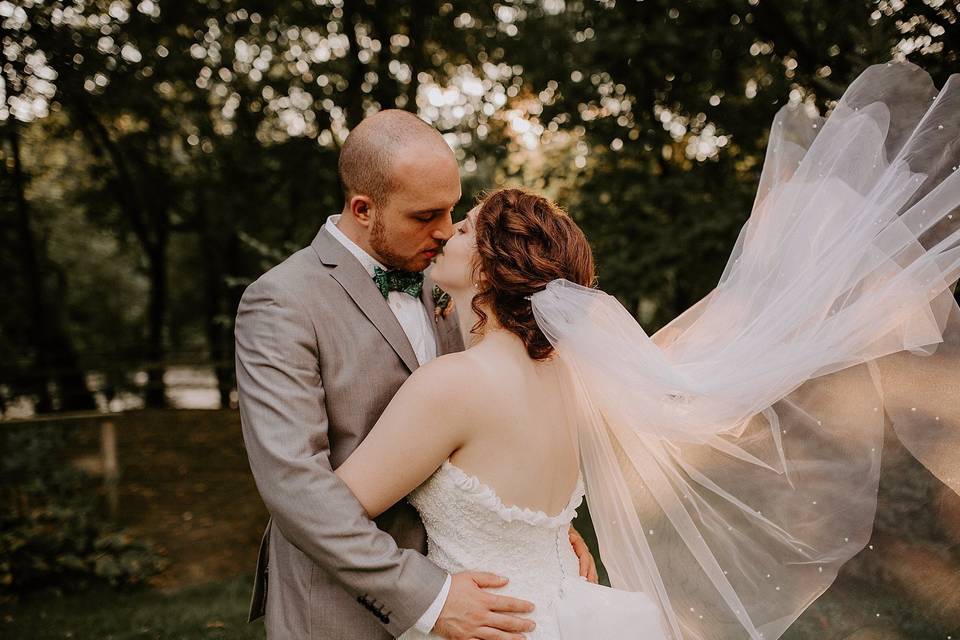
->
xmin=0 ymin=423 xmax=167 ymax=596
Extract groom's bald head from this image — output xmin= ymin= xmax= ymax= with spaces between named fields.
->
xmin=338 ymin=109 xmax=452 ymax=206
xmin=335 ymin=109 xmax=461 ymax=273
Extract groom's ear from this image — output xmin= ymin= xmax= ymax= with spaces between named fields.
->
xmin=348 ymin=195 xmax=375 ymax=227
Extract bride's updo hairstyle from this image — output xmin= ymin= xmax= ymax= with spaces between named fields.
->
xmin=471 ymin=188 xmax=595 ymax=360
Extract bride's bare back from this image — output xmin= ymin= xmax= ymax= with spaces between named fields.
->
xmin=335 ymin=328 xmax=580 ymax=523
xmin=446 ymin=330 xmax=580 ymax=517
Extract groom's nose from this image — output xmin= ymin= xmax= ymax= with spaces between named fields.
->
xmin=432 ymin=212 xmax=454 ymax=241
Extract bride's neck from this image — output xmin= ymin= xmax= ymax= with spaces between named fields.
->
xmin=451 ymin=291 xmax=507 ymax=348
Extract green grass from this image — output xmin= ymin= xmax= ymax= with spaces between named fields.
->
xmin=1 ymin=574 xmax=264 ymax=640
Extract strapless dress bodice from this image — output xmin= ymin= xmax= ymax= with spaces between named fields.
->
xmin=398 ymin=461 xmax=585 ymax=640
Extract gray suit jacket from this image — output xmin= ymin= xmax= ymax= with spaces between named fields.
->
xmin=235 ymin=226 xmax=465 ymax=638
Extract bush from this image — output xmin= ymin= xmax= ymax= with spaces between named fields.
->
xmin=1 ymin=505 xmax=168 ymax=593
xmin=0 ymin=423 xmax=167 ymax=596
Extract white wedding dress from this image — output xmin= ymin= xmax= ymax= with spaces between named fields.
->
xmin=398 ymin=461 xmax=665 ymax=639
xmin=398 ymin=460 xmax=583 ymax=639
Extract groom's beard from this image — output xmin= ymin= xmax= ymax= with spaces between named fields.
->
xmin=370 ymin=212 xmax=429 ymax=272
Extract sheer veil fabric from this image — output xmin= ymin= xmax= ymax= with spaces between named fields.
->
xmin=532 ymin=61 xmax=960 ymax=639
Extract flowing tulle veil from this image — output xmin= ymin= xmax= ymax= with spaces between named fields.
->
xmin=532 ymin=61 xmax=960 ymax=639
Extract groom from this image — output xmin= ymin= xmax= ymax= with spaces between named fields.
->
xmin=236 ymin=109 xmax=597 ymax=639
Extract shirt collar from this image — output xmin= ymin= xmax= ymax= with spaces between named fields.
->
xmin=324 ymin=214 xmax=387 ymax=278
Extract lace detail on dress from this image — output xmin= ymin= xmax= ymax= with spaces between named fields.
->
xmin=398 ymin=461 xmax=585 ymax=640
xmin=439 ymin=461 xmax=585 ymax=528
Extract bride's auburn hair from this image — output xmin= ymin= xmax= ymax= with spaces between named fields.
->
xmin=471 ymin=188 xmax=595 ymax=360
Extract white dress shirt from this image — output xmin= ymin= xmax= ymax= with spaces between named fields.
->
xmin=324 ymin=215 xmax=451 ymax=633
xmin=325 ymin=215 xmax=437 ymax=365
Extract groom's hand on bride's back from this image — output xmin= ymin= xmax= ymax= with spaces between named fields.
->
xmin=569 ymin=525 xmax=599 ymax=584
xmin=432 ymin=571 xmax=535 ymax=640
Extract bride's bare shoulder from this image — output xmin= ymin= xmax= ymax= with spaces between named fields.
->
xmin=390 ymin=351 xmax=494 ymax=429
xmin=410 ymin=350 xmax=476 ymax=383
xmin=402 ymin=350 xmax=494 ymax=400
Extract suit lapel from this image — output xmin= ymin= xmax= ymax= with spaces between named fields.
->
xmin=420 ymin=272 xmax=443 ymax=351
xmin=312 ymin=228 xmax=421 ymax=373
xmin=438 ymin=317 xmax=465 ymax=355
xmin=422 ymin=271 xmax=466 ymax=356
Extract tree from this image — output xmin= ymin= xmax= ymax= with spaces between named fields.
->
xmin=1 ymin=10 xmax=95 ymax=411
xmin=4 ymin=0 xmax=956 ymax=413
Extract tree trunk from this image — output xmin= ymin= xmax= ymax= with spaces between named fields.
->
xmin=406 ymin=1 xmax=434 ymax=113
xmin=71 ymin=100 xmax=170 ymax=409
xmin=222 ymin=231 xmax=243 ymax=408
xmin=7 ymin=124 xmax=54 ymax=411
xmin=198 ymin=188 xmax=234 ymax=410
xmin=368 ymin=1 xmax=397 ymax=110
xmin=144 ymin=239 xmax=167 ymax=408
xmin=342 ymin=1 xmax=367 ymax=129
xmin=7 ymin=124 xmax=95 ymax=412
xmin=204 ymin=272 xmax=227 ymax=409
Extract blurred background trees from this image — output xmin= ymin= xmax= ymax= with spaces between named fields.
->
xmin=2 ymin=0 xmax=958 ymax=411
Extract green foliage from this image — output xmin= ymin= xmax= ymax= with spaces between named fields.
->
xmin=3 ymin=0 xmax=959 ymax=408
xmin=0 ymin=426 xmax=167 ymax=596
xmin=1 ymin=506 xmax=168 ymax=593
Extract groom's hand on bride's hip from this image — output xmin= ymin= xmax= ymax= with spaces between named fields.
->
xmin=432 ymin=571 xmax=535 ymax=640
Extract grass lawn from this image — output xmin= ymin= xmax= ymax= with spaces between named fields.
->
xmin=1 ymin=574 xmax=264 ymax=640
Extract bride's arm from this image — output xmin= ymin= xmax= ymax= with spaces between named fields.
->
xmin=335 ymin=355 xmax=474 ymax=518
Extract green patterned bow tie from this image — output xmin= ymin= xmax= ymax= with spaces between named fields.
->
xmin=372 ymin=266 xmax=424 ymax=299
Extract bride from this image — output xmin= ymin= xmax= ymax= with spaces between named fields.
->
xmin=334 ymin=60 xmax=960 ymax=640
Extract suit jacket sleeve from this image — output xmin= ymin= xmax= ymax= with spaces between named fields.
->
xmin=235 ymin=276 xmax=447 ymax=635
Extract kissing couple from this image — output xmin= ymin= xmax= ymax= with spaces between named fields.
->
xmin=237 ymin=61 xmax=960 ymax=640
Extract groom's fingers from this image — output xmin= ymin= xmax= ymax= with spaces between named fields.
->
xmin=484 ymin=593 xmax=535 ymax=614
xmin=474 ymin=628 xmax=527 ymax=640
xmin=481 ymin=612 xmax=536 ymax=633
xmin=570 ymin=531 xmax=599 ymax=583
xmin=579 ymin=551 xmax=598 ymax=584
xmin=469 ymin=571 xmax=510 ymax=589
